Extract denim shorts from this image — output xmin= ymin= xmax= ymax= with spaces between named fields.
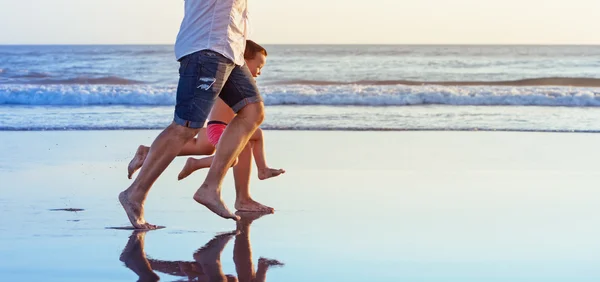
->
xmin=173 ymin=49 xmax=263 ymax=129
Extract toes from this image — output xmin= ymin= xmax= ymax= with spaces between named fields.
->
xmin=135 ymin=222 xmax=158 ymax=230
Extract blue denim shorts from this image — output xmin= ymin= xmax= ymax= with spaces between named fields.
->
xmin=173 ymin=50 xmax=263 ymax=128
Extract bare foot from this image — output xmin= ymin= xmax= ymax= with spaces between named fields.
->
xmin=235 ymin=198 xmax=274 ymax=213
xmin=119 ymin=191 xmax=159 ymax=230
xmin=128 ymin=145 xmax=149 ymax=179
xmin=258 ymin=168 xmax=285 ymax=180
xmin=193 ymin=186 xmax=240 ymax=221
xmin=178 ymin=158 xmax=203 ymax=180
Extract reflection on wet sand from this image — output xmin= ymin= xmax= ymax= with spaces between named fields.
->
xmin=119 ymin=231 xmax=160 ymax=282
xmin=119 ymin=212 xmax=284 ymax=282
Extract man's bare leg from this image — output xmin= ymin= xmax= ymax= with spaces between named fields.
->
xmin=234 ymin=144 xmax=274 ymax=213
xmin=193 ymin=102 xmax=264 ymax=221
xmin=127 ymin=128 xmax=214 ymax=179
xmin=121 ymin=122 xmax=199 ymax=229
xmin=249 ymin=128 xmax=285 ymax=180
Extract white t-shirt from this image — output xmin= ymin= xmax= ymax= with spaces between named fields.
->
xmin=174 ymin=0 xmax=250 ymax=66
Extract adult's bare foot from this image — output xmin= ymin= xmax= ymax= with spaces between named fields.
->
xmin=235 ymin=198 xmax=274 ymax=213
xmin=128 ymin=145 xmax=149 ymax=179
xmin=258 ymin=168 xmax=285 ymax=180
xmin=119 ymin=191 xmax=159 ymax=230
xmin=178 ymin=157 xmax=202 ymax=180
xmin=193 ymin=186 xmax=240 ymax=221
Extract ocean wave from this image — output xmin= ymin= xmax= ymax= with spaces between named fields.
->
xmin=1 ymin=84 xmax=600 ymax=107
xmin=0 ymin=75 xmax=145 ymax=85
xmin=0 ymin=124 xmax=597 ymax=133
xmin=0 ymin=69 xmax=145 ymax=85
xmin=10 ymin=72 xmax=53 ymax=79
xmin=29 ymin=76 xmax=145 ymax=85
xmin=0 ymin=85 xmax=174 ymax=105
xmin=272 ymin=77 xmax=600 ymax=87
xmin=261 ymin=85 xmax=600 ymax=107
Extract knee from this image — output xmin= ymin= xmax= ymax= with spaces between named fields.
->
xmin=252 ymin=127 xmax=264 ymax=140
xmin=238 ymin=102 xmax=265 ymax=127
xmin=168 ymin=122 xmax=200 ymax=140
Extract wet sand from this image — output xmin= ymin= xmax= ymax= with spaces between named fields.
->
xmin=1 ymin=130 xmax=600 ymax=281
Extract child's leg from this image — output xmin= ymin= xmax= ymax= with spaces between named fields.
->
xmin=178 ymin=155 xmax=239 ymax=181
xmin=250 ymin=128 xmax=267 ymax=170
xmin=179 ymin=128 xmax=216 ymax=156
xmin=178 ymin=156 xmax=214 ymax=180
xmin=127 ymin=128 xmax=215 ymax=179
xmin=249 ymin=128 xmax=285 ymax=180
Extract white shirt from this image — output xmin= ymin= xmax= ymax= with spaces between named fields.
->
xmin=174 ymin=0 xmax=250 ymax=66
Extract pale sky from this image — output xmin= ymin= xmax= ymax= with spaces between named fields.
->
xmin=1 ymin=0 xmax=599 ymax=45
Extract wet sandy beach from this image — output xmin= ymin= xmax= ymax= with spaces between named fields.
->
xmin=1 ymin=130 xmax=600 ymax=281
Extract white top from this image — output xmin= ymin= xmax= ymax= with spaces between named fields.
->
xmin=174 ymin=0 xmax=250 ymax=66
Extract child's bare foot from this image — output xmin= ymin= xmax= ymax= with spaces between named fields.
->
xmin=235 ymin=198 xmax=274 ymax=213
xmin=127 ymin=145 xmax=149 ymax=179
xmin=178 ymin=158 xmax=202 ymax=180
xmin=193 ymin=185 xmax=240 ymax=221
xmin=258 ymin=168 xmax=285 ymax=180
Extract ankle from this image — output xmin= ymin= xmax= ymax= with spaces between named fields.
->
xmin=126 ymin=189 xmax=145 ymax=203
xmin=236 ymin=195 xmax=252 ymax=202
xmin=199 ymin=182 xmax=220 ymax=194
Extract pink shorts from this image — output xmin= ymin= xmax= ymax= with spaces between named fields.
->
xmin=206 ymin=120 xmax=227 ymax=146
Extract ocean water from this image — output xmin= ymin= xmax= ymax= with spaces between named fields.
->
xmin=1 ymin=45 xmax=600 ymax=131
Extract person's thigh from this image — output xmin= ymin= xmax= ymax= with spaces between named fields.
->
xmin=174 ymin=50 xmax=235 ymax=128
